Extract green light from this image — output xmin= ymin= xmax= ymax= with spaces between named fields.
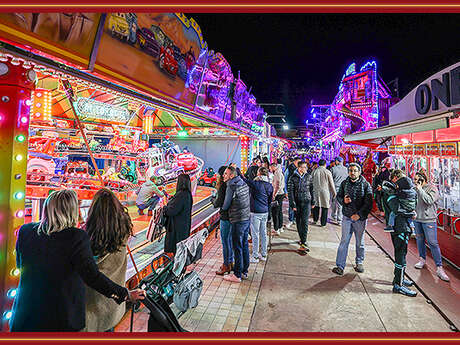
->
xmin=16 ymin=134 xmax=26 ymax=143
xmin=177 ymin=130 xmax=188 ymax=137
xmin=14 ymin=192 xmax=24 ymax=200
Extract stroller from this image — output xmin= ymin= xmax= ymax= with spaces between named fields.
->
xmin=131 ymin=229 xmax=208 ymax=332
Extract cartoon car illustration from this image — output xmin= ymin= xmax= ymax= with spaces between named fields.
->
xmin=155 ymin=166 xmax=185 ymax=185
xmin=108 ymin=13 xmax=130 ymax=41
xmin=62 ymin=162 xmax=99 ymax=189
xmin=137 ymin=28 xmax=160 ymax=59
xmin=159 ymin=45 xmax=178 ymax=75
xmin=176 ymin=152 xmax=198 ymax=171
xmin=108 ymin=136 xmax=148 ymax=154
xmin=27 ymin=156 xmax=56 ymax=183
xmin=198 ymin=168 xmax=217 ymax=187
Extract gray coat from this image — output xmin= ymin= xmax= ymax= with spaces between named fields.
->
xmin=312 ymin=166 xmax=336 ymax=208
xmin=331 ymin=164 xmax=348 ymax=191
xmin=415 ymin=183 xmax=439 ymax=223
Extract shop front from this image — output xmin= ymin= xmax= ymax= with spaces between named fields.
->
xmin=344 ymin=61 xmax=460 ymax=268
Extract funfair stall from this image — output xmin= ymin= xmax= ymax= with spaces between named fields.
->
xmin=0 ymin=12 xmax=266 ymax=327
xmin=344 ymin=61 xmax=460 ymax=268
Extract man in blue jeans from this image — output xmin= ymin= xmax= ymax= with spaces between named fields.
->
xmin=221 ymin=166 xmax=251 ymax=283
xmin=332 ymin=163 xmax=373 ymax=275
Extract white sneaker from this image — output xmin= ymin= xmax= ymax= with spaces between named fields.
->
xmin=279 ymin=228 xmax=285 ymax=233
xmin=437 ymin=267 xmax=450 ymax=282
xmin=223 ymin=274 xmax=241 ymax=283
xmin=414 ymin=258 xmax=426 ymax=269
xmin=250 ymin=257 xmax=259 ymax=264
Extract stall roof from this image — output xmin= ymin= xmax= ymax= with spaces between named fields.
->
xmin=343 ymin=111 xmax=453 ymax=148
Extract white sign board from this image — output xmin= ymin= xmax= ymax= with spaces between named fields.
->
xmin=389 ymin=61 xmax=460 ymax=125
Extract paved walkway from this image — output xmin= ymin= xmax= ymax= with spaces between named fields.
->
xmin=116 ymin=210 xmax=457 ymax=332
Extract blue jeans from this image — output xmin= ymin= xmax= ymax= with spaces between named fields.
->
xmin=220 ymin=219 xmax=234 ymax=266
xmin=231 ymin=220 xmax=250 ymax=278
xmin=413 ymin=221 xmax=443 ymax=267
xmin=288 ymin=206 xmax=295 ymax=222
xmin=336 ymin=216 xmax=366 ymax=270
xmin=137 ymin=195 xmax=160 ymax=211
xmin=250 ymin=212 xmax=268 ymax=259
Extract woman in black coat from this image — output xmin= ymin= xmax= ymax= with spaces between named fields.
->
xmin=11 ymin=190 xmax=145 ymax=332
xmin=164 ymin=174 xmax=193 ymax=254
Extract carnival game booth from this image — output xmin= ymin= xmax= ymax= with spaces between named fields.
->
xmin=0 ymin=13 xmax=266 ymax=327
xmin=344 ymin=61 xmax=460 ymax=269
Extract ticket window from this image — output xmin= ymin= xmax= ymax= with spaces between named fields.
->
xmin=439 ymin=158 xmax=460 ymax=215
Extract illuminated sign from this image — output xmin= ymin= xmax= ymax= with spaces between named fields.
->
xmin=75 ymin=97 xmax=130 ymax=123
xmin=413 ymin=144 xmax=425 ymax=155
xmin=426 ymin=143 xmax=440 ymax=156
xmin=440 ymin=142 xmax=457 ymax=156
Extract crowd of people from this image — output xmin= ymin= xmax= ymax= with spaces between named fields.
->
xmin=11 ymin=153 xmax=451 ymax=331
xmin=211 ymin=154 xmax=451 ymax=297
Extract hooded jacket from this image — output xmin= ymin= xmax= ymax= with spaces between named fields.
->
xmin=222 ymin=175 xmax=250 ymax=223
xmin=240 ymin=175 xmax=273 ymax=213
xmin=337 ymin=175 xmax=373 ymax=220
xmin=287 ymin=169 xmax=314 ymax=208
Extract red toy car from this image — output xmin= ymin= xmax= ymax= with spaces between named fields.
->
xmin=159 ymin=45 xmax=178 ymax=76
xmin=198 ymin=168 xmax=217 ymax=187
xmin=176 ymin=152 xmax=198 ymax=171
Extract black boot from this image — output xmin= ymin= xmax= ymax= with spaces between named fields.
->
xmin=393 ymin=284 xmax=417 ymax=297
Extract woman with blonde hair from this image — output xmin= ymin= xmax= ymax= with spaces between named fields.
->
xmin=11 ymin=189 xmax=145 ymax=332
xmin=83 ymin=188 xmax=134 ymax=332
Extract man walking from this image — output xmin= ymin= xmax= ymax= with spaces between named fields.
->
xmin=330 ymin=157 xmax=348 ymax=225
xmin=270 ymin=162 xmax=285 ymax=235
xmin=222 ymin=166 xmax=251 ymax=283
xmin=284 ymin=157 xmax=300 ymax=229
xmin=288 ymin=161 xmax=314 ymax=255
xmin=332 ymin=163 xmax=373 ymax=275
xmin=312 ymin=159 xmax=336 ymax=227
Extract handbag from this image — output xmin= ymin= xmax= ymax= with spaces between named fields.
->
xmin=173 ymin=271 xmax=203 ymax=312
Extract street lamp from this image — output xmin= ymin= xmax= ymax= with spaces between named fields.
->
xmin=283 ymin=124 xmax=289 ymax=130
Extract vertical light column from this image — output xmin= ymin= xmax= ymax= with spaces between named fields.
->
xmin=240 ymin=135 xmax=249 ymax=174
xmin=0 ymin=55 xmax=36 ymax=330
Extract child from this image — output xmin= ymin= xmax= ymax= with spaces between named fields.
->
xmin=382 ymin=180 xmax=416 ymax=233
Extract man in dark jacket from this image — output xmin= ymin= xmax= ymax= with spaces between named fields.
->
xmin=288 ymin=160 xmax=314 ymax=254
xmin=240 ymin=166 xmax=273 ymax=263
xmin=284 ymin=157 xmax=301 ymax=229
xmin=332 ymin=163 xmax=373 ymax=275
xmin=245 ymin=157 xmax=262 ymax=181
xmin=386 ymin=170 xmax=418 ymax=297
xmin=212 ymin=165 xmax=233 ymax=276
xmin=222 ymin=166 xmax=251 ymax=283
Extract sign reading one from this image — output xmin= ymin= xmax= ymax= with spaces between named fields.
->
xmin=76 ymin=97 xmax=130 ymax=123
xmin=415 ymin=66 xmax=460 ymax=114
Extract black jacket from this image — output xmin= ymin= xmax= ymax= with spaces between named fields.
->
xmin=164 ymin=189 xmax=193 ymax=254
xmin=337 ymin=175 xmax=373 ymax=220
xmin=11 ymin=223 xmax=127 ymax=332
xmin=386 ymin=177 xmax=417 ymax=234
xmin=241 ymin=176 xmax=273 ymax=214
xmin=212 ymin=182 xmax=229 ymax=221
xmin=287 ymin=170 xmax=314 ymax=208
xmin=223 ymin=175 xmax=250 ymax=223
xmin=245 ymin=165 xmax=259 ymax=181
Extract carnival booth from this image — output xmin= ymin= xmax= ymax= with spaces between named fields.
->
xmin=0 ymin=12 xmax=266 ymax=328
xmin=344 ymin=61 xmax=460 ymax=268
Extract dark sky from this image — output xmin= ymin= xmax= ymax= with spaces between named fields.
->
xmin=189 ymin=14 xmax=460 ymax=125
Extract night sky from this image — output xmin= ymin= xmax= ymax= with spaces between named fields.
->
xmin=190 ymin=14 xmax=460 ymax=126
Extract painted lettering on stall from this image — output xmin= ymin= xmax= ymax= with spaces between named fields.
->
xmin=415 ymin=66 xmax=460 ymax=114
